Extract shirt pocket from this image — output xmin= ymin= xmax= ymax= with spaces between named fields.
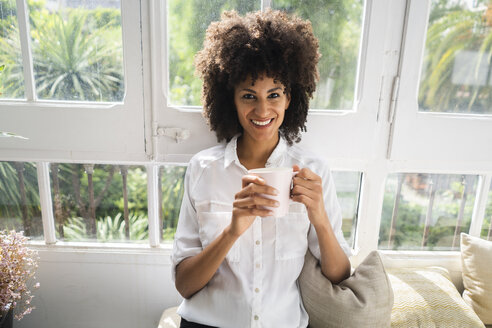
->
xmin=275 ymin=202 xmax=310 ymax=261
xmin=197 ymin=211 xmax=240 ymax=263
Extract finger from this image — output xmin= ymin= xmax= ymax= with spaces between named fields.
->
xmin=291 ymin=194 xmax=314 ymax=208
xmin=293 ymin=164 xmax=300 ymax=173
xmin=235 ymin=182 xmax=278 ymax=200
xmin=295 ymin=167 xmax=321 ymax=181
xmin=234 ymin=195 xmax=279 ymax=209
xmin=291 ymin=184 xmax=318 ymax=200
xmin=242 ymin=174 xmax=266 ymax=188
xmin=293 ymin=176 xmax=322 ymax=192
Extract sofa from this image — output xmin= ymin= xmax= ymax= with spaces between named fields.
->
xmin=159 ymin=233 xmax=492 ymax=328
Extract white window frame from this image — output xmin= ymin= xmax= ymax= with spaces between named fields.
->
xmin=0 ymin=0 xmax=148 ymax=163
xmin=389 ymin=0 xmax=492 ymax=166
xmin=0 ymin=0 xmax=490 ymax=269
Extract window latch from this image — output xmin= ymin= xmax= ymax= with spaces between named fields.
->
xmin=156 ymin=127 xmax=191 ymax=143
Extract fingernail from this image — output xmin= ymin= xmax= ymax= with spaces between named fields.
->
xmin=273 ymin=189 xmax=279 ymax=195
xmin=274 ymin=201 xmax=280 ymax=207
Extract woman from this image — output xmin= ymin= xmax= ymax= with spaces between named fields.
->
xmin=172 ymin=9 xmax=351 ymax=328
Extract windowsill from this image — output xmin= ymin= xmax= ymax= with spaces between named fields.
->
xmin=28 ymin=240 xmax=173 ymax=254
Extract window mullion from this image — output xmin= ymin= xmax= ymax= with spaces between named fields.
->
xmin=469 ymin=174 xmax=492 ymax=237
xmin=37 ymin=162 xmax=56 ymax=244
xmin=261 ymin=0 xmax=271 ymax=11
xmin=16 ymin=0 xmax=36 ymax=101
xmin=147 ymin=165 xmax=161 ymax=247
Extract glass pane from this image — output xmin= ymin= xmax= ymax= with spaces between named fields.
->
xmin=0 ymin=161 xmax=43 ymax=240
xmin=332 ymin=171 xmax=362 ymax=248
xmin=272 ymin=0 xmax=364 ymax=110
xmin=419 ymin=0 xmax=492 ymax=114
xmin=168 ymin=0 xmax=261 ymax=106
xmin=30 ymin=0 xmax=124 ymax=102
xmin=50 ymin=163 xmax=148 ymax=243
xmin=0 ymin=0 xmax=25 ymax=99
xmin=481 ymin=183 xmax=492 ymax=240
xmin=160 ymin=165 xmax=186 ymax=243
xmin=379 ymin=173 xmax=478 ymax=251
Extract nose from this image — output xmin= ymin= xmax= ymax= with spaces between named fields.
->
xmin=254 ymin=98 xmax=269 ymax=117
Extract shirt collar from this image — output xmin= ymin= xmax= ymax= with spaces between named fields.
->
xmin=224 ymin=133 xmax=287 ymax=169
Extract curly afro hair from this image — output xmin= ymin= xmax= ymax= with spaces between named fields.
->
xmin=194 ymin=9 xmax=320 ymax=146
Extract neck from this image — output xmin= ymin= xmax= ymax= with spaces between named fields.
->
xmin=237 ymin=133 xmax=280 ymax=170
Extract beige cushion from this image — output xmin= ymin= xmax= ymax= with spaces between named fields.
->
xmin=158 ymin=306 xmax=181 ymax=328
xmin=387 ymin=266 xmax=484 ymax=328
xmin=461 ymin=233 xmax=492 ymax=325
xmin=299 ymin=250 xmax=393 ymax=328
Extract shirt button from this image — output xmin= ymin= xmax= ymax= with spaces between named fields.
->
xmin=254 ymin=315 xmax=259 ymax=320
xmin=255 ymin=288 xmax=260 ymax=293
xmin=255 ymin=240 xmax=260 ymax=245
xmin=256 ymin=263 xmax=260 ymax=268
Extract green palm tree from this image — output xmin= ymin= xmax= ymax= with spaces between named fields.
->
xmin=63 ymin=213 xmax=148 ymax=242
xmin=0 ymin=162 xmax=42 ymax=236
xmin=419 ymin=3 xmax=492 ymax=113
xmin=0 ymin=8 xmax=123 ymax=101
xmin=32 ymin=9 xmax=124 ymax=101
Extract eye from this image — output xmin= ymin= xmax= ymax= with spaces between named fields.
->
xmin=242 ymin=93 xmax=255 ymax=100
xmin=268 ymin=93 xmax=280 ymax=99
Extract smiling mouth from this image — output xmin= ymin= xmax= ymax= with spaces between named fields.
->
xmin=251 ymin=118 xmax=273 ymax=126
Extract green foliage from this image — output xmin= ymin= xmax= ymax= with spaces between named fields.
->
xmin=0 ymin=3 xmax=123 ymax=101
xmin=273 ymin=0 xmax=363 ymax=109
xmin=379 ymin=175 xmax=478 ymax=250
xmin=168 ymin=0 xmax=362 ymax=109
xmin=160 ymin=166 xmax=186 ymax=240
xmin=419 ymin=1 xmax=492 ymax=113
xmin=63 ymin=213 xmax=148 ymax=242
xmin=0 ymin=162 xmax=43 ymax=237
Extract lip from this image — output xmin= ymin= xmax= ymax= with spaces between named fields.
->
xmin=250 ymin=118 xmax=274 ymax=128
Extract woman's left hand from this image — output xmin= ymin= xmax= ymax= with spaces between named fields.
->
xmin=290 ymin=164 xmax=329 ymax=228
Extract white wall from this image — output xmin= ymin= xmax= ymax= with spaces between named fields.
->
xmin=17 ymin=245 xmax=181 ymax=328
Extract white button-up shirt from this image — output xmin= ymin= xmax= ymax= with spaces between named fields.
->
xmin=172 ymin=134 xmax=351 ymax=328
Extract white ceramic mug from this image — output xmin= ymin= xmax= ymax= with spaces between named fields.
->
xmin=248 ymin=167 xmax=297 ymax=218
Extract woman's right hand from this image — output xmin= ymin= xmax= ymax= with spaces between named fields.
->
xmin=227 ymin=175 xmax=279 ymax=238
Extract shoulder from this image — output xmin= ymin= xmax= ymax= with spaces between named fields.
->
xmin=186 ymin=144 xmax=226 ymax=184
xmin=189 ymin=144 xmax=226 ymax=168
xmin=287 ymin=143 xmax=331 ymax=175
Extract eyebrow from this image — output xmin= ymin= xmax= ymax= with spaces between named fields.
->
xmin=240 ymin=87 xmax=282 ymax=93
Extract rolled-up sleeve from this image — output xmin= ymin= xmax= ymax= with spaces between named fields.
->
xmin=171 ymin=160 xmax=203 ymax=282
xmin=308 ymin=163 xmax=352 ymax=260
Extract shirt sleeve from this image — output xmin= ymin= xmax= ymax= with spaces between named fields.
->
xmin=171 ymin=159 xmax=203 ymax=282
xmin=308 ymin=162 xmax=352 ymax=260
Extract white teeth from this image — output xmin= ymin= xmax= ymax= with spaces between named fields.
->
xmin=251 ymin=119 xmax=272 ymax=126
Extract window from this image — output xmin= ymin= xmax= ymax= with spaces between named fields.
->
xmin=419 ymin=0 xmax=492 ymax=114
xmin=168 ymin=0 xmax=260 ymax=107
xmin=0 ymin=161 xmax=43 ymax=240
xmin=379 ymin=173 xmax=478 ymax=251
xmin=0 ymin=0 xmax=146 ymax=163
xmin=390 ymin=0 xmax=492 ymax=163
xmin=0 ymin=0 xmax=25 ymax=99
xmin=271 ymin=0 xmax=364 ymax=110
xmin=0 ymin=0 xmax=124 ymax=102
xmin=332 ymin=171 xmax=362 ymax=248
xmin=49 ymin=163 xmax=149 ymax=243
xmin=159 ymin=164 xmax=186 ymax=243
xmin=482 ymin=183 xmax=492 ymax=240
xmin=0 ymin=0 xmax=490 ymax=260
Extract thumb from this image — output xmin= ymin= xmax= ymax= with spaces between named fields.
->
xmin=292 ymin=164 xmax=300 ymax=172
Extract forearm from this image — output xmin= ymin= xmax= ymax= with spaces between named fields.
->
xmin=175 ymin=225 xmax=238 ymax=299
xmin=314 ymin=217 xmax=351 ymax=284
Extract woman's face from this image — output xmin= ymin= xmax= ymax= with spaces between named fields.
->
xmin=234 ymin=75 xmax=290 ymax=146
